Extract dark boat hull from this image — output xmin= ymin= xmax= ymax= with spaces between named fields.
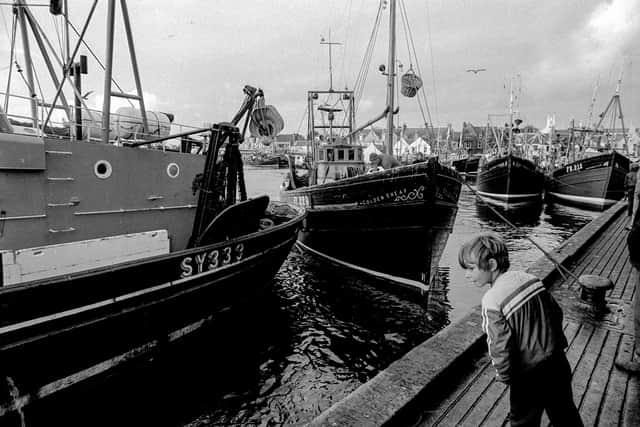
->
xmin=476 ymin=154 xmax=545 ymax=206
xmin=546 ymin=151 xmax=629 ymax=210
xmin=280 ymin=159 xmax=462 ymax=290
xmin=0 ymin=203 xmax=304 ymax=416
xmin=246 ymin=155 xmax=288 ymax=168
xmin=452 ymin=155 xmax=480 ymax=181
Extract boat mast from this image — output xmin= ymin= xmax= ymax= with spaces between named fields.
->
xmin=585 ymin=77 xmax=599 ymax=149
xmin=385 ymin=0 xmax=397 ymax=155
xmin=508 ymin=78 xmax=514 ymax=155
xmin=16 ymin=1 xmax=38 ymax=127
xmin=594 ymin=70 xmax=628 ymax=151
xmin=320 ymin=31 xmax=341 ymax=92
xmin=102 ymin=0 xmax=148 ymax=144
xmin=101 ymin=0 xmax=116 ymax=144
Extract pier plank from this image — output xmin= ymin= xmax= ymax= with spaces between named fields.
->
xmin=566 ymin=323 xmax=594 ymax=371
xmin=622 ymin=268 xmax=637 ymax=301
xmin=433 ymin=361 xmax=497 ymax=426
xmin=580 ymin=330 xmax=619 ymax=426
xmin=600 ymin=228 xmax=627 ymax=280
xmin=478 ymin=389 xmax=509 ymax=427
xmin=572 ymin=327 xmax=607 ymax=407
xmin=418 ymin=357 xmax=492 ymax=426
xmin=598 ymin=333 xmax=627 ymax=426
xmin=458 ymin=378 xmax=507 ymax=427
xmin=563 ymin=224 xmax=620 ymax=290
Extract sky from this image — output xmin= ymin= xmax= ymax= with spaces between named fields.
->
xmin=1 ymin=0 xmax=639 ymax=134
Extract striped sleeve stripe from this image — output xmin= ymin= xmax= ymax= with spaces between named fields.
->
xmin=499 ymin=278 xmax=541 ymax=312
xmin=481 ymin=305 xmax=497 ymax=365
xmin=504 ymin=286 xmax=545 ymax=319
xmin=502 ymin=281 xmax=545 ymax=319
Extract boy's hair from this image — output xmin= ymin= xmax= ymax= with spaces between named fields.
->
xmin=458 ymin=232 xmax=510 ymax=273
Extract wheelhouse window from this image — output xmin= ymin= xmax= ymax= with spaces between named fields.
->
xmin=338 ymin=150 xmax=345 ymax=160
xmin=348 ymin=149 xmax=355 ymax=160
xmin=319 ymin=150 xmax=325 ymax=160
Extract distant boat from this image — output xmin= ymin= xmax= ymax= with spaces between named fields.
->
xmin=546 ymin=79 xmax=630 ymax=210
xmin=246 ymin=152 xmax=289 ymax=168
xmin=477 ymin=153 xmax=545 ymax=206
xmin=547 ymin=150 xmax=629 ymax=210
xmin=450 ymin=122 xmax=486 ymax=181
xmin=452 ymin=154 xmax=481 ymax=181
xmin=476 ymin=82 xmax=545 ymax=207
xmin=280 ymin=0 xmax=462 ymax=291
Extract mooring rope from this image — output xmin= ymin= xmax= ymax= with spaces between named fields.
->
xmin=457 ymin=177 xmax=582 ymax=283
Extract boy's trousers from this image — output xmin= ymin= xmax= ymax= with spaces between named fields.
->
xmin=509 ymin=352 xmax=583 ymax=427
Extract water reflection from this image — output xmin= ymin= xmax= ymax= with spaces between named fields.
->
xmin=186 ymin=248 xmax=452 ymax=426
xmin=543 ymin=202 xmax=600 ymax=228
xmin=475 ymin=200 xmax=544 ymax=228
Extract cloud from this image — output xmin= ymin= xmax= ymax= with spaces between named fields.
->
xmin=576 ymin=0 xmax=640 ymax=70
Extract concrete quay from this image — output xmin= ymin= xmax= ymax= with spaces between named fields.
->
xmin=309 ymin=200 xmax=639 ymax=427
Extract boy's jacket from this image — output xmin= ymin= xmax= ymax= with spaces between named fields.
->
xmin=481 ymin=270 xmax=568 ymax=383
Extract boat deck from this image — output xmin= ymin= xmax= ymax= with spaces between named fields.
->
xmin=417 ymin=211 xmax=639 ymax=426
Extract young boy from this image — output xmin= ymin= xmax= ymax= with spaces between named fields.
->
xmin=458 ymin=233 xmax=583 ymax=427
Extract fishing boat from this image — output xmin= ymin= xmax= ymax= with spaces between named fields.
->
xmin=546 ymin=78 xmax=630 ymax=210
xmin=452 ymin=154 xmax=481 ymax=181
xmin=280 ymin=0 xmax=462 ymax=292
xmin=0 ymin=1 xmax=304 ymax=418
xmin=0 ymin=0 xmax=214 ymax=277
xmin=0 ymin=85 xmax=305 ymax=421
xmin=476 ymin=82 xmax=545 ymax=207
xmin=546 ymin=151 xmax=629 ymax=209
xmin=246 ymin=152 xmax=289 ymax=168
xmin=450 ymin=122 xmax=485 ymax=181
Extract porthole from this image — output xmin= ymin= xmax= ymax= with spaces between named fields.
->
xmin=167 ymin=162 xmax=180 ymax=178
xmin=94 ymin=160 xmax=112 ymax=179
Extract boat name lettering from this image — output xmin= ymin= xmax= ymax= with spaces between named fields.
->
xmin=358 ymin=188 xmax=408 ymax=206
xmin=394 ymin=185 xmax=424 ymax=202
xmin=180 ymin=243 xmax=245 ymax=277
xmin=565 ymin=163 xmax=583 ymax=173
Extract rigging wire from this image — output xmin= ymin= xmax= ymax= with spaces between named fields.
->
xmin=423 ymin=0 xmax=439 ymax=128
xmin=0 ymin=3 xmax=12 ymax=43
xmin=3 ymin=10 xmax=17 ymax=112
xmin=28 ymin=52 xmax=48 ymax=125
xmin=52 ymin=14 xmax=64 ymax=63
xmin=340 ymin=0 xmax=354 ymax=91
xmin=66 ymin=20 xmax=135 ymax=108
xmin=353 ymin=1 xmax=383 ymax=113
xmin=399 ymin=0 xmax=433 ymax=135
xmin=295 ymin=103 xmax=308 ymax=138
xmin=461 ymin=179 xmax=577 ymax=283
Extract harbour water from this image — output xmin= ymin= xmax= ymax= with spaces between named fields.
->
xmin=20 ymin=167 xmax=600 ymax=427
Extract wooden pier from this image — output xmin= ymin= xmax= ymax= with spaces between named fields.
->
xmin=310 ymin=201 xmax=639 ymax=427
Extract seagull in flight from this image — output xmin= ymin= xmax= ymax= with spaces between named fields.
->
xmin=466 ymin=68 xmax=486 ymax=74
